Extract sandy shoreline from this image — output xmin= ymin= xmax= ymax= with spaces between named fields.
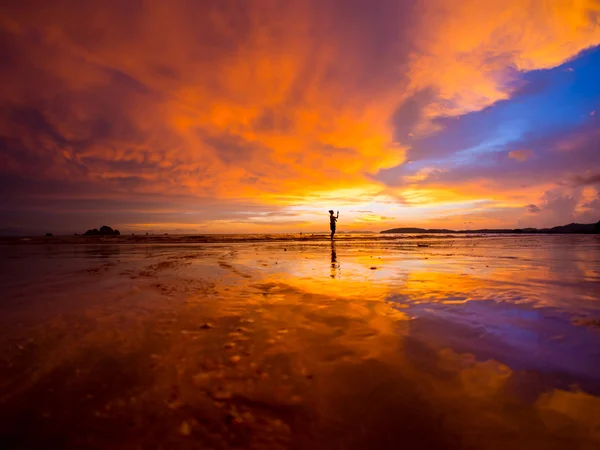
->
xmin=1 ymin=235 xmax=599 ymax=449
xmin=1 ymin=231 xmax=584 ymax=245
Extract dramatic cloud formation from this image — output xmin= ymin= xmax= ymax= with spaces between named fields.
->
xmin=1 ymin=0 xmax=599 ymax=234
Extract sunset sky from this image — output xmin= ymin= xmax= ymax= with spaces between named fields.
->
xmin=1 ymin=0 xmax=599 ymax=234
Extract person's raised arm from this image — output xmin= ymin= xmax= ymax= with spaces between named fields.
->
xmin=336 ymin=211 xmax=339 ymax=218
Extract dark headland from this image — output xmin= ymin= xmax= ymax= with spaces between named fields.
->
xmin=83 ymin=225 xmax=120 ymax=236
xmin=381 ymin=221 xmax=600 ymax=234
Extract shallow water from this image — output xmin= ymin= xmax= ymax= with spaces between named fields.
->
xmin=1 ymin=235 xmax=599 ymax=449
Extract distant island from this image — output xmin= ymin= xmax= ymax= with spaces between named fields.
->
xmin=381 ymin=221 xmax=600 ymax=234
xmin=83 ymin=225 xmax=121 ymax=236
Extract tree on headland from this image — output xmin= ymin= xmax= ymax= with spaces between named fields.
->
xmin=83 ymin=225 xmax=120 ymax=236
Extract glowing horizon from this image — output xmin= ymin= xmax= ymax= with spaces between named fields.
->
xmin=1 ymin=1 xmax=599 ymax=234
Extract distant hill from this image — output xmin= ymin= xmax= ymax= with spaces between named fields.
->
xmin=381 ymin=221 xmax=600 ymax=234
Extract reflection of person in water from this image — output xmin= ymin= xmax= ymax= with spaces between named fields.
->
xmin=330 ymin=240 xmax=338 ymax=278
xmin=329 ymin=210 xmax=339 ymax=239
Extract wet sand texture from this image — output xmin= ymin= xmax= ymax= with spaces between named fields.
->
xmin=1 ymin=235 xmax=599 ymax=449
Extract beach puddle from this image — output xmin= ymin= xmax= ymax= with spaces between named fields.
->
xmin=1 ymin=235 xmax=599 ymax=449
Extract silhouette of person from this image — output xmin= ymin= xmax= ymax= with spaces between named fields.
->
xmin=329 ymin=210 xmax=339 ymax=239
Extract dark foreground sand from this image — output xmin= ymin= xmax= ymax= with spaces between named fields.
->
xmin=1 ymin=235 xmax=599 ymax=449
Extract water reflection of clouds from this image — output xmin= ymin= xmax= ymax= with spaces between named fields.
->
xmin=223 ymin=237 xmax=600 ymax=314
xmin=223 ymin=238 xmax=600 ymax=396
xmin=2 ymin=236 xmax=600 ymax=446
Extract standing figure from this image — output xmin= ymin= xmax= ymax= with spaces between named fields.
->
xmin=329 ymin=210 xmax=339 ymax=239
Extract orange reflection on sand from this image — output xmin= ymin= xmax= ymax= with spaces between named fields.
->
xmin=1 ymin=237 xmax=600 ymax=448
xmin=402 ymin=271 xmax=486 ymax=304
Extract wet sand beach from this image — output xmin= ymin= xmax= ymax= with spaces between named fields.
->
xmin=1 ymin=234 xmax=599 ymax=449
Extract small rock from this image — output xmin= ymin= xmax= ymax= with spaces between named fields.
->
xmin=224 ymin=342 xmax=236 ymax=349
xmin=229 ymin=355 xmax=241 ymax=364
xmin=370 ymin=267 xmax=377 ymax=270
xmin=179 ymin=420 xmax=191 ymax=436
xmin=199 ymin=322 xmax=214 ymax=329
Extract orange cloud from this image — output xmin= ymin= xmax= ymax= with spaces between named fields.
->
xmin=406 ymin=0 xmax=600 ymax=120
